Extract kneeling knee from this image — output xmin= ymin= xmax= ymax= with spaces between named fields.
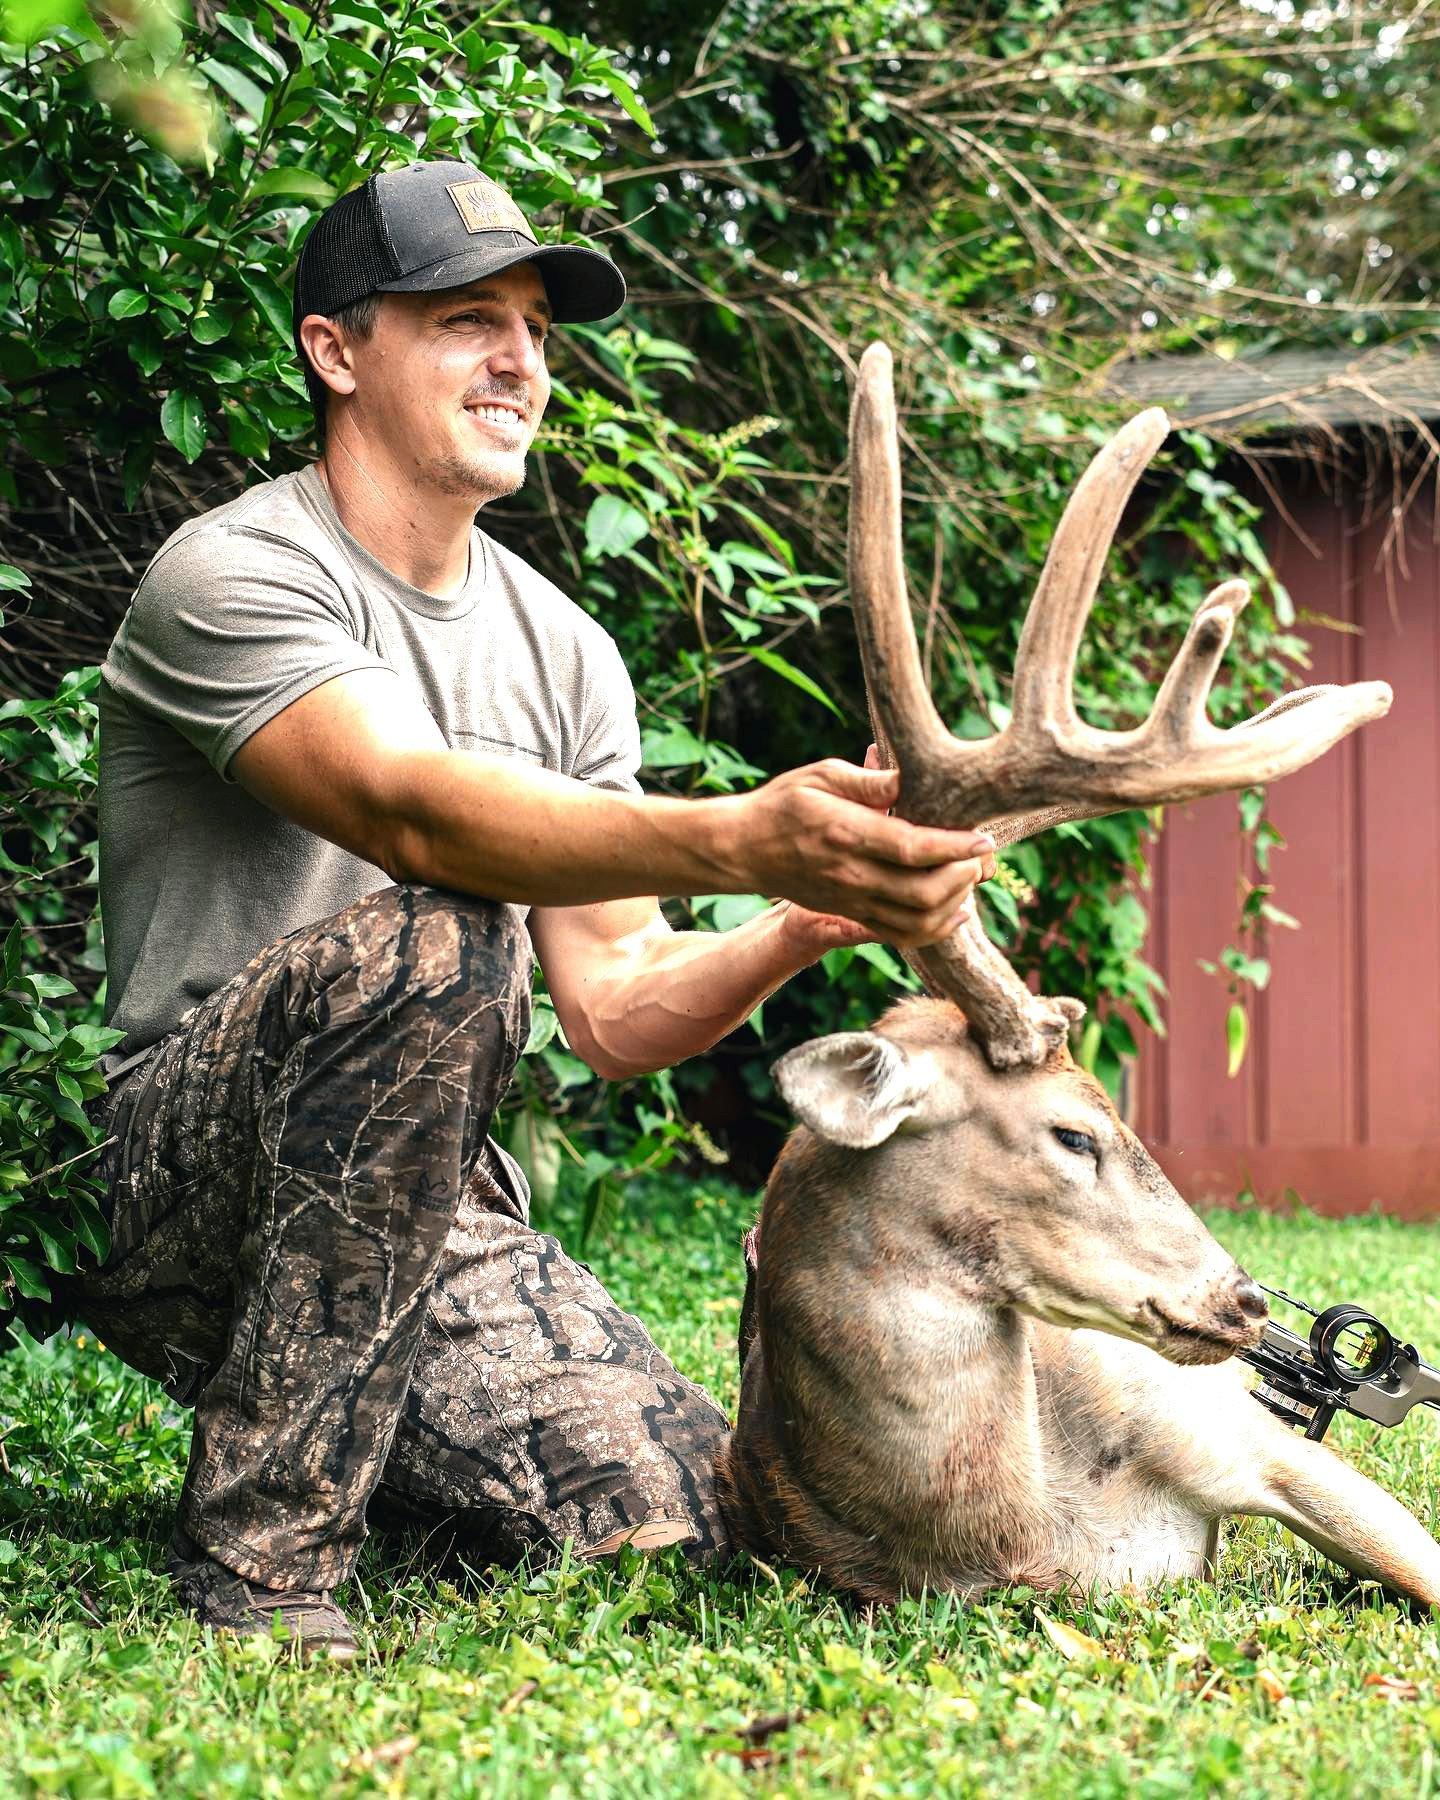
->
xmin=348 ymin=884 xmax=532 ymax=1012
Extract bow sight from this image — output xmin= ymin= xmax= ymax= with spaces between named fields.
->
xmin=1242 ymin=1285 xmax=1440 ymax=1442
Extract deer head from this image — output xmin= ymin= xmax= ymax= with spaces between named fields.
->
xmin=770 ymin=1000 xmax=1267 ymax=1366
xmin=848 ymin=342 xmax=1392 ymax=1069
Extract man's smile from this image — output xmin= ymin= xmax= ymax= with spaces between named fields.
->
xmin=463 ymin=397 xmax=529 ymax=435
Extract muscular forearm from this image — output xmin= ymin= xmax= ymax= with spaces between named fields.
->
xmin=563 ymin=905 xmax=818 ymax=1080
xmin=384 ymin=749 xmax=744 ymax=904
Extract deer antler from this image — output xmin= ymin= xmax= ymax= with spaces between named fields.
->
xmin=848 ymin=342 xmax=1393 ymax=1069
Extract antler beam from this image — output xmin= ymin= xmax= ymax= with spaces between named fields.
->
xmin=848 ymin=341 xmax=1393 ymax=1068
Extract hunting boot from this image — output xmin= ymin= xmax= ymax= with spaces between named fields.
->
xmin=166 ymin=1527 xmax=358 ymax=1663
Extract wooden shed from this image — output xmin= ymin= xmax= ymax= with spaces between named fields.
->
xmin=1112 ymin=345 xmax=1440 ymax=1220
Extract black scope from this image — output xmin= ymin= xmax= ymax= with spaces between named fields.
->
xmin=1241 ymin=1290 xmax=1440 ymax=1441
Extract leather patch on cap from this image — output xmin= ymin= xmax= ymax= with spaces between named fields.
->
xmin=446 ymin=177 xmax=536 ymax=241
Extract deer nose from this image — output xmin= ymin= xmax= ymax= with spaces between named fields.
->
xmin=1232 ymin=1276 xmax=1268 ymax=1321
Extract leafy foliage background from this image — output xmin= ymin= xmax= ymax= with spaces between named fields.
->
xmin=2 ymin=0 xmax=1436 ymax=1304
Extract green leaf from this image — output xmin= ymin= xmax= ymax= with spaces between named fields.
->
xmin=107 ymin=287 xmax=149 ymax=320
xmin=747 ymin=646 xmax=843 ymax=719
xmin=224 ymin=404 xmax=271 ymax=460
xmin=584 ymin=494 xmax=649 ymax=560
xmin=122 ymin=441 xmax=154 ymax=511
xmin=720 ymin=607 xmax=761 ymax=643
xmin=507 ymin=19 xmax=574 ymax=54
xmin=1220 ymin=947 xmax=1270 ymax=990
xmin=1226 ymin=1002 xmax=1248 ymax=1079
xmin=191 ymin=307 xmax=233 ymax=345
xmin=1238 ymin=787 xmax=1265 ymax=833
xmin=853 ymin=941 xmax=911 ymax=984
xmin=240 ymin=271 xmax=291 ymax=343
xmin=196 ymin=355 xmax=244 ymax=385
xmin=160 ymin=390 xmax=207 ymax=463
xmin=32 ymin=1221 xmax=75 ymax=1275
xmin=721 ymin=542 xmax=790 ymax=579
xmin=70 ymin=1195 xmax=111 ymax=1263
xmin=199 ymin=57 xmax=269 ymax=121
xmin=25 ymin=971 xmax=75 ymax=999
xmin=216 ymin=9 xmax=288 ymax=78
xmin=0 ymin=0 xmax=86 ymax=45
xmin=522 ymin=1001 xmax=560 ymax=1057
xmin=640 ymin=722 xmax=706 ymax=769
xmin=247 ymin=166 xmax=336 ymax=205
xmin=65 ymin=1023 xmax=126 ymax=1056
xmin=2 ymin=1254 xmax=50 ymax=1302
xmin=0 ymin=563 xmax=31 ymax=592
xmin=705 ymin=894 xmax=771 ymax=933
xmin=592 ymin=65 xmax=655 ymax=137
xmin=127 ymin=326 xmax=163 ymax=379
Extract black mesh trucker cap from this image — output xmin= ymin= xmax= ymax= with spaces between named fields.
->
xmin=291 ymin=160 xmax=625 ymax=355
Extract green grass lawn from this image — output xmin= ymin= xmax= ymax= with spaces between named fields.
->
xmin=2 ymin=1182 xmax=1438 ymax=1798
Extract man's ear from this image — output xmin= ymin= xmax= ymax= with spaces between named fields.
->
xmin=773 ymin=1031 xmax=937 ymax=1149
xmin=298 ymin=313 xmax=358 ymax=399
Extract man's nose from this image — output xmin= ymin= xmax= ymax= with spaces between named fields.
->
xmin=484 ymin=315 xmax=542 ymax=382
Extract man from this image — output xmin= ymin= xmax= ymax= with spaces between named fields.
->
xmin=69 ymin=161 xmax=994 ymax=1659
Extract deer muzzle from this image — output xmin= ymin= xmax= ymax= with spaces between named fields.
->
xmin=1140 ymin=1269 xmax=1269 ymax=1366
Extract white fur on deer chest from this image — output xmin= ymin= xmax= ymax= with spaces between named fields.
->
xmin=1080 ymin=1488 xmax=1214 ymax=1589
xmin=1030 ymin=1325 xmax=1222 ymax=1589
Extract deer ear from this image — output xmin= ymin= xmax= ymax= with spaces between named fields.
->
xmin=773 ymin=1032 xmax=934 ymax=1149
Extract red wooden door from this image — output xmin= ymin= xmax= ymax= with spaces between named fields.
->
xmin=1132 ymin=467 xmax=1440 ymax=1219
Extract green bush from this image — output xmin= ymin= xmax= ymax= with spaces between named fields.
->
xmin=0 ymin=661 xmax=119 ymax=1330
xmin=3 ymin=0 xmax=1433 ymax=1291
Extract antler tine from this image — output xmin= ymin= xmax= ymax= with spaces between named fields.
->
xmin=848 ymin=343 xmax=958 ymax=791
xmin=1009 ymin=408 xmax=1171 ymax=734
xmin=1141 ymin=580 xmax=1251 ymax=750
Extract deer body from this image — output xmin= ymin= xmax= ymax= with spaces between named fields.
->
xmin=719 ymin=1002 xmax=1440 ymax=1609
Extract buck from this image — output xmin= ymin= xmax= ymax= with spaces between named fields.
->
xmin=717 ymin=345 xmax=1440 ymax=1609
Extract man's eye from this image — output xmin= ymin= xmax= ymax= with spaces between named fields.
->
xmin=1053 ymin=1127 xmax=1098 ymax=1158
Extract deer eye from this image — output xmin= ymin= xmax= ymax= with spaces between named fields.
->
xmin=1053 ymin=1127 xmax=1098 ymax=1158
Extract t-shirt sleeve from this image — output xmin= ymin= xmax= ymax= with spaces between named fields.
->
xmin=103 ymin=525 xmax=394 ymax=781
xmin=571 ymin=628 xmax=643 ymax=795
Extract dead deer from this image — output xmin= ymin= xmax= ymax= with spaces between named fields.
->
xmin=717 ymin=345 xmax=1440 ymax=1610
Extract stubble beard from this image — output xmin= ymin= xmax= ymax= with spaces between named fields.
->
xmin=431 ymin=445 xmax=528 ymax=504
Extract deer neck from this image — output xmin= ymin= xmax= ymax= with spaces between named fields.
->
xmin=762 ymin=1148 xmax=1055 ymax=1574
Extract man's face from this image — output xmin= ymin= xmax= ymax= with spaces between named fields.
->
xmin=340 ymin=262 xmax=553 ymax=503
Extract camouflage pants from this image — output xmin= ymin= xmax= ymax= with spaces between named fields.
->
xmin=66 ymin=884 xmax=733 ymax=1592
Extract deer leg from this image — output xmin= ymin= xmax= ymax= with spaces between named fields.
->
xmin=1136 ymin=1362 xmax=1440 ymax=1608
xmin=1238 ymin=1423 xmax=1440 ymax=1609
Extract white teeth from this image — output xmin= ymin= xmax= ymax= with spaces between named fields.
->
xmin=468 ymin=404 xmax=523 ymax=426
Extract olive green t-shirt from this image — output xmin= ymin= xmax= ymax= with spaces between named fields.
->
xmin=98 ymin=462 xmax=641 ymax=1079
